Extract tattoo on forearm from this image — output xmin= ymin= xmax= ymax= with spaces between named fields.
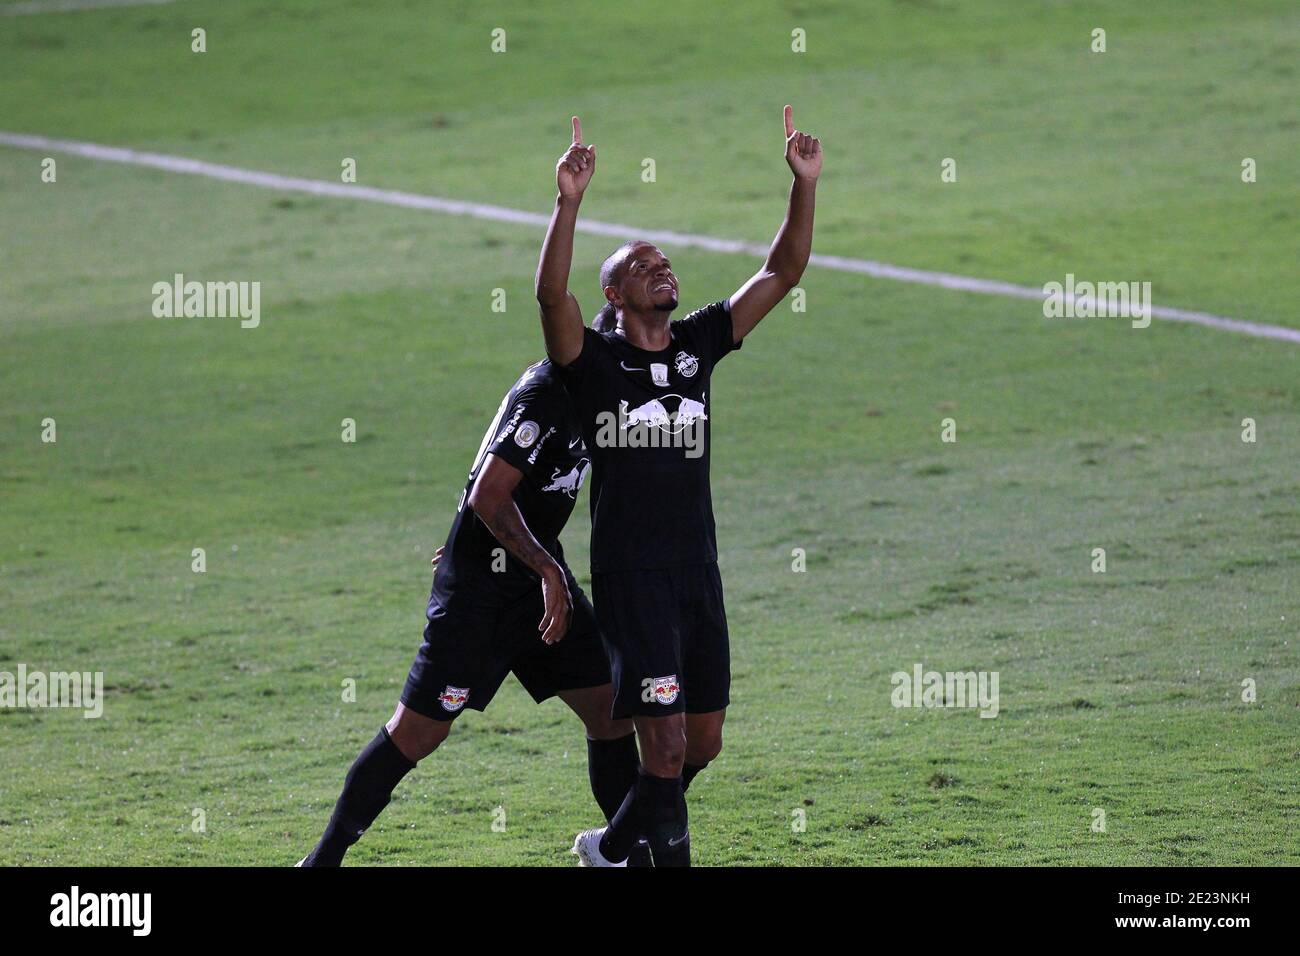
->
xmin=484 ymin=498 xmax=553 ymax=577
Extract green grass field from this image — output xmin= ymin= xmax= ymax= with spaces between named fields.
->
xmin=1 ymin=0 xmax=1297 ymax=866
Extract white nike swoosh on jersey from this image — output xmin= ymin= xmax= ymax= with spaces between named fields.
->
xmin=667 ymin=832 xmax=690 ymax=847
xmin=620 ymin=361 xmax=647 ymax=373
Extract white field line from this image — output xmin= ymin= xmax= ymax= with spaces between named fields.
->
xmin=2 ymin=131 xmax=1295 ymax=344
xmin=1 ymin=0 xmax=174 ymax=15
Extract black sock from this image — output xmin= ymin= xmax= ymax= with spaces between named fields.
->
xmin=302 ymin=727 xmax=416 ymax=867
xmin=640 ymin=771 xmax=690 ymax=867
xmin=681 ymin=761 xmax=709 ymax=792
xmin=586 ymin=733 xmax=639 ymax=822
xmin=600 ymin=769 xmax=688 ymax=866
xmin=599 ymin=785 xmax=640 ymax=863
xmin=587 ymin=734 xmax=652 ymax=865
xmin=626 ymin=837 xmax=654 ymax=868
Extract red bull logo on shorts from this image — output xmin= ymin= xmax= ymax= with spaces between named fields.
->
xmin=652 ymin=675 xmax=680 ymax=705
xmin=438 ymin=685 xmax=470 ymax=712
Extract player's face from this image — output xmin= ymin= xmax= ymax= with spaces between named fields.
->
xmin=612 ymin=244 xmax=678 ymax=314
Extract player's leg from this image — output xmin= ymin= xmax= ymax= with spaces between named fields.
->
xmin=557 ymin=682 xmax=632 ymax=739
xmin=508 ymin=579 xmax=644 ymax=843
xmin=547 ymin=585 xmax=639 ymax=820
xmin=299 ymin=702 xmax=449 ymax=867
xmin=683 ymin=708 xmax=725 ymax=791
xmin=557 ymin=683 xmax=656 ymax=867
xmin=557 ymin=684 xmax=637 ymax=806
xmin=680 ymin=561 xmax=732 ymax=794
xmin=595 ymin=561 xmax=731 ymax=865
xmin=556 ymin=684 xmax=638 ymax=816
xmin=386 ymin=700 xmax=454 ymax=760
xmin=584 ymin=568 xmax=692 ymax=866
xmin=597 ymin=712 xmax=690 ymax=866
xmin=597 ymin=693 xmax=723 ymax=870
xmin=300 ymin=603 xmax=501 ymax=866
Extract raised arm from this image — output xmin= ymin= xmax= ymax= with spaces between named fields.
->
xmin=728 ymin=105 xmax=822 ymax=343
xmin=536 ymin=116 xmax=596 ymax=366
xmin=466 ymin=454 xmax=572 ymax=644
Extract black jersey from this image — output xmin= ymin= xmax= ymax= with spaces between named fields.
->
xmin=430 ymin=360 xmax=590 ymax=608
xmin=557 ymin=300 xmax=741 ymax=573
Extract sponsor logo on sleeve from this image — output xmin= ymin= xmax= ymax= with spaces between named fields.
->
xmin=513 ymin=420 xmax=540 ymax=448
xmin=526 ymin=425 xmax=556 ymax=464
xmin=495 ymin=405 xmax=524 ymax=444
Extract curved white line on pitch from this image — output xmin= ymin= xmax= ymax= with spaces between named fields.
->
xmin=1 ymin=130 xmax=1295 ymax=344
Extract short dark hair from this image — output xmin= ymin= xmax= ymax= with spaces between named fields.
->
xmin=599 ymin=241 xmax=643 ymax=291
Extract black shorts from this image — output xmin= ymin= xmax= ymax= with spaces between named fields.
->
xmin=592 ymin=561 xmax=730 ymax=719
xmin=400 ymin=573 xmax=611 ymax=721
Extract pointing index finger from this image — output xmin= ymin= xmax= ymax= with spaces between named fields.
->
xmin=571 ymin=116 xmax=583 ymax=144
xmin=783 ymin=105 xmax=794 ymax=139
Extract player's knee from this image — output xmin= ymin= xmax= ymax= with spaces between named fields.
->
xmin=687 ymin=728 xmax=722 ymax=765
xmin=586 ymin=714 xmax=634 ymax=740
xmin=402 ymin=722 xmax=451 ymax=763
xmin=386 ymin=707 xmax=452 ymax=763
xmin=640 ymin=727 xmax=687 ymax=775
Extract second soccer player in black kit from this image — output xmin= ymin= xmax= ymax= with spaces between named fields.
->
xmin=536 ymin=110 xmax=823 ymax=866
xmin=299 ymin=355 xmax=646 ymax=866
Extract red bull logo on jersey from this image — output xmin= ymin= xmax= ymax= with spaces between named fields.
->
xmin=438 ymin=685 xmax=470 ymax=712
xmin=651 ymin=675 xmax=680 ymax=705
xmin=593 ymin=392 xmax=708 ymax=458
xmin=541 ymin=459 xmax=590 ymax=498
xmin=622 ymin=398 xmax=671 ymax=428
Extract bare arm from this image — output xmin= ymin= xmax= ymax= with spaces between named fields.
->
xmin=728 ymin=105 xmax=822 ymax=343
xmin=536 ymin=116 xmax=595 ymax=366
xmin=467 ymin=453 xmax=572 ymax=644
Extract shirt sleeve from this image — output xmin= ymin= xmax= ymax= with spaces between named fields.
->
xmin=484 ymin=385 xmax=567 ymax=479
xmin=674 ymin=299 xmax=743 ymax=369
xmin=556 ymin=326 xmax=604 ymax=393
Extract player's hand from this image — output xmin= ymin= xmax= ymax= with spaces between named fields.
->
xmin=783 ymin=105 xmax=822 ymax=182
xmin=556 ymin=116 xmax=596 ymax=199
xmin=430 ymin=545 xmax=445 ymax=571
xmin=538 ymin=563 xmax=572 ymax=645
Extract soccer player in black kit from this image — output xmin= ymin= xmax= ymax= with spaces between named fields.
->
xmin=536 ymin=110 xmax=822 ymax=866
xmin=298 ymin=352 xmax=646 ymax=866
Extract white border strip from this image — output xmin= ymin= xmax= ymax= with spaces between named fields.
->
xmin=2 ymin=131 xmax=1295 ymax=344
